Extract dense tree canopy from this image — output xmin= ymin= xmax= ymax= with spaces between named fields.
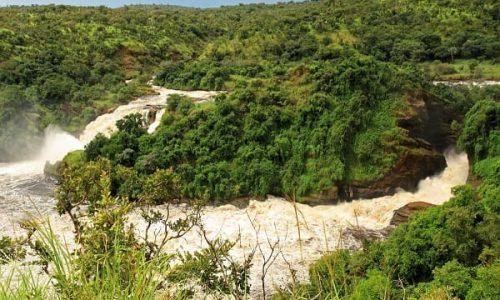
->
xmin=0 ymin=1 xmax=497 ymax=299
xmin=1 ymin=0 xmax=498 ymax=160
xmin=273 ymin=86 xmax=500 ymax=300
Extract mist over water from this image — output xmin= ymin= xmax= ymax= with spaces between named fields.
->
xmin=0 ymin=126 xmax=83 ymax=176
xmin=37 ymin=126 xmax=84 ymax=164
xmin=0 ymin=87 xmax=218 ymax=235
xmin=0 ymin=86 xmax=470 ymax=296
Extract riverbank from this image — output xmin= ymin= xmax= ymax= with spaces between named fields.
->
xmin=0 ymin=148 xmax=469 ymax=298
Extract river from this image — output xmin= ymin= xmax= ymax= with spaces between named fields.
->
xmin=432 ymin=80 xmax=500 ymax=87
xmin=0 ymin=86 xmax=470 ymax=297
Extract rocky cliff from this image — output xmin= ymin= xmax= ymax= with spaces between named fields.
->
xmin=338 ymin=91 xmax=459 ymax=200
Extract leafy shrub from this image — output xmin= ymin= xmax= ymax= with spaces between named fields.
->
xmin=432 ymin=260 xmax=474 ymax=299
xmin=458 ymin=100 xmax=499 ymax=161
xmin=466 ymin=263 xmax=500 ymax=300
xmin=349 ymin=269 xmax=396 ymax=300
xmin=309 ymin=250 xmax=356 ymax=298
xmin=141 ymin=168 xmax=181 ymax=204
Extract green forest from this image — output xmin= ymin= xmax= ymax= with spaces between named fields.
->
xmin=0 ymin=0 xmax=498 ymax=160
xmin=273 ymin=98 xmax=500 ymax=299
xmin=0 ymin=0 xmax=499 ymax=299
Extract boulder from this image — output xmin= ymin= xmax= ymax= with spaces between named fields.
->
xmin=397 ymin=90 xmax=460 ymax=152
xmin=342 ymin=226 xmax=393 ymax=250
xmin=390 ymin=201 xmax=435 ymax=226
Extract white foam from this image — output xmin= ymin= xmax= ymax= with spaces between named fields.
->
xmin=0 ymin=126 xmax=83 ymax=176
xmin=0 ymin=83 xmax=470 ymax=297
xmin=124 ymin=149 xmax=469 ymax=296
xmin=37 ymin=125 xmax=84 ymax=164
xmin=147 ymin=108 xmax=166 ymax=134
xmin=79 ymin=87 xmax=218 ymax=143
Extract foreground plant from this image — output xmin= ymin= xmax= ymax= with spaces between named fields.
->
xmin=22 ymin=176 xmax=173 ymax=299
xmin=0 ymin=166 xmax=255 ymax=299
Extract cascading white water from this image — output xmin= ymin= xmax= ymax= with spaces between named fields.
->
xmin=0 ymin=86 xmax=218 ymax=235
xmin=78 ymin=91 xmax=167 ymax=144
xmin=0 ymin=126 xmax=84 ymax=177
xmin=124 ymin=149 xmax=469 ymax=296
xmin=0 ymin=86 xmax=217 ymax=178
xmin=37 ymin=125 xmax=85 ymax=165
xmin=0 ymin=84 xmax=470 ymax=297
xmin=79 ymin=87 xmax=218 ymax=143
xmin=147 ymin=108 xmax=166 ymax=134
xmin=0 ymin=126 xmax=83 ymax=236
xmin=0 ymin=146 xmax=469 ymax=296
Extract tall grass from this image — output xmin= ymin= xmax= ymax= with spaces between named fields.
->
xmin=0 ymin=265 xmax=51 ymax=300
xmin=0 ymin=220 xmax=170 ymax=300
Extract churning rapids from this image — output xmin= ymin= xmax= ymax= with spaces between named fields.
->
xmin=0 ymin=86 xmax=469 ymax=295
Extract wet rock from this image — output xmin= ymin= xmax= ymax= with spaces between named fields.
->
xmin=43 ymin=160 xmax=61 ymax=181
xmin=339 ymin=91 xmax=456 ymax=200
xmin=146 ymin=105 xmax=163 ymax=124
xmin=105 ymin=106 xmax=118 ymax=114
xmin=398 ymin=90 xmax=460 ymax=152
xmin=301 ymin=188 xmax=339 ymax=205
xmin=342 ymin=226 xmax=393 ymax=249
xmin=390 ymin=201 xmax=435 ymax=226
xmin=346 ymin=149 xmax=446 ymax=199
xmin=343 ymin=200 xmax=436 ymax=248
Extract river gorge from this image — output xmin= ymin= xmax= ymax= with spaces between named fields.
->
xmin=0 ymin=85 xmax=472 ymax=296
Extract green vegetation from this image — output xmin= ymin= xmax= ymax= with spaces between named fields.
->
xmin=422 ymin=60 xmax=500 ymax=80
xmin=273 ymin=100 xmax=500 ymax=300
xmin=0 ymin=1 xmax=498 ymax=299
xmin=0 ymin=237 xmax=25 ymax=263
xmin=68 ymin=0 xmax=498 ymax=202
xmin=79 ymin=52 xmax=416 ymax=202
xmin=0 ymin=5 xmax=206 ymax=161
xmin=1 ymin=172 xmax=251 ymax=300
xmin=1 ymin=0 xmax=498 ymax=161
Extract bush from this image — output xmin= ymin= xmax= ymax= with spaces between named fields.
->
xmin=349 ymin=269 xmax=396 ymax=300
xmin=435 ymin=63 xmax=457 ymax=75
xmin=466 ymin=263 xmax=500 ymax=300
xmin=309 ymin=250 xmax=356 ymax=298
xmin=432 ymin=260 xmax=474 ymax=299
xmin=141 ymin=168 xmax=181 ymax=204
xmin=459 ymin=100 xmax=499 ymax=162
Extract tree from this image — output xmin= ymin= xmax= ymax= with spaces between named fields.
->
xmin=141 ymin=168 xmax=181 ymax=204
xmin=116 ymin=113 xmax=147 ymax=136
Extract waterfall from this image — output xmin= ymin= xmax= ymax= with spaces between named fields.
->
xmin=147 ymin=108 xmax=166 ymax=134
xmin=0 ymin=126 xmax=83 ymax=177
xmin=0 ymin=85 xmax=470 ymax=296
xmin=79 ymin=87 xmax=218 ymax=144
xmin=0 ymin=86 xmax=218 ymax=235
xmin=78 ymin=90 xmax=167 ymax=144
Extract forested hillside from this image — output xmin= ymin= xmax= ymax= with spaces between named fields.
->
xmin=0 ymin=0 xmax=498 ymax=160
xmin=0 ymin=1 xmax=498 ymax=298
xmin=273 ymin=99 xmax=500 ymax=299
xmin=47 ymin=0 xmax=498 ymax=202
xmin=0 ymin=5 xmax=208 ymax=160
xmin=155 ymin=0 xmax=499 ymax=90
